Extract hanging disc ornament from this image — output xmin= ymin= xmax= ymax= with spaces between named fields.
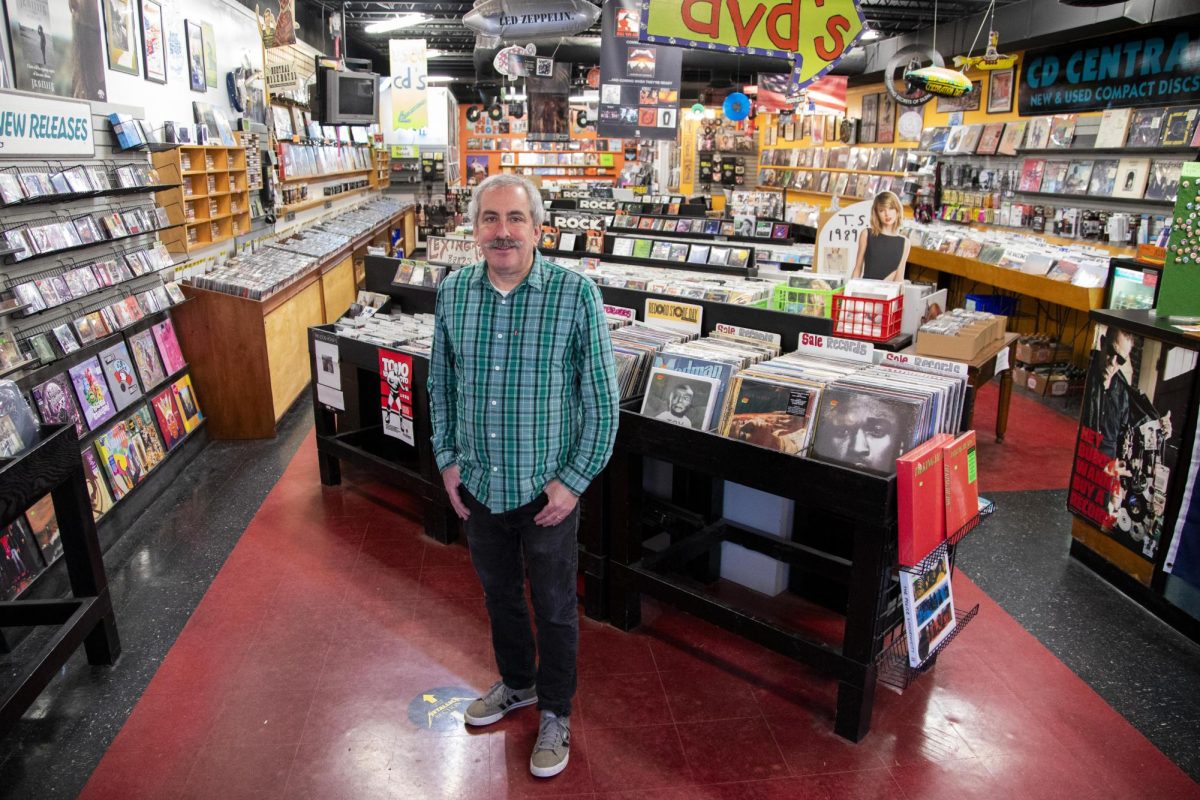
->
xmin=488 ymin=101 xmax=504 ymax=120
xmin=723 ymin=92 xmax=750 ymax=121
xmin=466 ymin=106 xmax=482 ymax=123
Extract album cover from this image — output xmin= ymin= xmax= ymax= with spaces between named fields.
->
xmin=809 ymin=387 xmax=926 ymax=476
xmin=82 ymin=445 xmax=115 ymax=521
xmin=152 ymin=319 xmax=187 ymax=374
xmin=24 ymin=495 xmax=62 ymax=566
xmin=1039 ymin=161 xmax=1070 ymax=194
xmin=1144 ymin=160 xmax=1183 ymax=202
xmin=126 ymin=404 xmax=167 ymax=473
xmin=68 ymin=356 xmax=117 ymax=430
xmin=32 ymin=373 xmax=86 ymax=436
xmin=52 ymin=324 xmax=81 ymax=355
xmin=996 ymin=121 xmax=1027 ymax=156
xmin=1158 ymin=106 xmax=1198 ymax=147
xmin=1125 ymin=108 xmax=1165 ymax=147
xmin=150 ymin=386 xmax=187 ymax=450
xmin=1018 ymin=159 xmax=1046 ymax=192
xmin=975 ymin=122 xmax=1004 ymax=155
xmin=900 ymin=551 xmax=956 ymax=667
xmin=94 ymin=418 xmax=144 ymax=500
xmin=1063 ymin=161 xmax=1094 ymax=195
xmin=1048 ymin=114 xmax=1077 ymax=148
xmin=99 ymin=341 xmax=143 ymax=411
xmin=720 ymin=378 xmax=819 ymax=456
xmin=1024 ymin=116 xmax=1052 ymax=150
xmin=1112 ymin=157 xmax=1152 ymax=199
xmin=639 ymin=368 xmax=721 ymax=430
xmin=1087 ymin=159 xmax=1120 ymax=196
xmin=172 ymin=374 xmax=203 ymax=432
xmin=1094 ymin=108 xmax=1132 ymax=149
xmin=0 ymin=518 xmax=43 ymax=601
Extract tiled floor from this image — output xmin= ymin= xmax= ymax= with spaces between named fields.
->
xmin=2 ymin=383 xmax=1199 ymax=798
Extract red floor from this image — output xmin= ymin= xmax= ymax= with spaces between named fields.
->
xmin=973 ymin=381 xmax=1078 ymax=494
xmin=79 ymin=430 xmax=1200 ymax=800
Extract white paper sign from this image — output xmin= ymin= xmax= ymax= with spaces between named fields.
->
xmin=0 ymin=90 xmax=94 ymax=157
xmin=426 ymin=236 xmax=483 ymax=267
xmin=875 ymin=350 xmax=970 ymax=378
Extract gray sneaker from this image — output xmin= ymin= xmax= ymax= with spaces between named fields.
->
xmin=463 ymin=681 xmax=537 ymax=726
xmin=529 ymin=710 xmax=570 ymax=778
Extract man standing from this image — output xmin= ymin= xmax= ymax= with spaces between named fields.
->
xmin=428 ymin=174 xmax=619 ymax=778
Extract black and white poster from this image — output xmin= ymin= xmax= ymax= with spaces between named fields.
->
xmin=6 ymin=0 xmax=107 ymax=101
xmin=597 ymin=0 xmax=681 ymax=141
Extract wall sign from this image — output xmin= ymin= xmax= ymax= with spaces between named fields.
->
xmin=0 ymin=90 xmax=94 ymax=156
xmin=640 ymin=0 xmax=863 ymax=88
xmin=390 ymin=39 xmax=429 ymax=131
xmin=1019 ymin=25 xmax=1200 ymax=115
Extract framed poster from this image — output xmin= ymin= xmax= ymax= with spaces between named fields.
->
xmin=987 ymin=69 xmax=1014 ymax=114
xmin=936 ymin=81 xmax=982 ymax=113
xmin=859 ymin=92 xmax=878 ymax=143
xmin=139 ymin=0 xmax=166 ymax=84
xmin=877 ymin=92 xmax=896 ymax=144
xmin=7 ymin=0 xmax=107 ymax=100
xmin=102 ymin=0 xmax=140 ymax=75
xmin=185 ymin=20 xmax=205 ymax=92
xmin=201 ymin=21 xmax=217 ymax=89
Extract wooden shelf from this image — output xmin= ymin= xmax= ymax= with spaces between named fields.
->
xmin=278 ymin=167 xmax=372 ymax=184
xmin=907 ymin=246 xmax=1105 ymax=312
xmin=765 ymin=165 xmax=905 ymax=177
xmin=279 ymin=186 xmax=371 ymax=216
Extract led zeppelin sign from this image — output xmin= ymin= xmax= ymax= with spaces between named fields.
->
xmin=639 ymin=0 xmax=863 ymax=88
xmin=1019 ymin=25 xmax=1200 ymax=115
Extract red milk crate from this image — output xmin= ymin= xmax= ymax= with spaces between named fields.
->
xmin=831 ymin=294 xmax=904 ymax=342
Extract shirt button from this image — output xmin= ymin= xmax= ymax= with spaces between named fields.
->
xmin=501 ymin=300 xmax=507 ymax=305
xmin=492 ymin=466 xmax=499 ymax=472
xmin=490 ymin=432 xmax=496 ymax=438
xmin=497 ymin=333 xmax=503 ymax=339
xmin=494 ymin=365 xmax=500 ymax=371
xmin=491 ymin=400 xmax=497 ymax=406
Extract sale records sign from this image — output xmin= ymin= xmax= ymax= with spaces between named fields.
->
xmin=1019 ymin=24 xmax=1200 ymax=115
xmin=639 ymin=0 xmax=863 ymax=88
xmin=380 ymin=348 xmax=415 ymax=444
xmin=0 ymin=90 xmax=94 ymax=157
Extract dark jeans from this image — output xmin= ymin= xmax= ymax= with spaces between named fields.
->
xmin=461 ymin=488 xmax=579 ymax=717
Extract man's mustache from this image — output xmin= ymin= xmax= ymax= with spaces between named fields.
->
xmin=486 ymin=239 xmax=520 ymax=249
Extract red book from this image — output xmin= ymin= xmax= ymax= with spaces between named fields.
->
xmin=943 ymin=431 xmax=980 ymax=536
xmin=896 ymin=433 xmax=953 ymax=566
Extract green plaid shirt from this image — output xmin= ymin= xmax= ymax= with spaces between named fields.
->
xmin=428 ymin=253 xmax=619 ymax=513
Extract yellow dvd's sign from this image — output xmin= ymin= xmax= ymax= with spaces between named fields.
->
xmin=641 ymin=0 xmax=863 ymax=86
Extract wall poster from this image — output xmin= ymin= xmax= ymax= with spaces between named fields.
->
xmin=139 ymin=0 xmax=165 ymax=84
xmin=1069 ymin=324 xmax=1197 ymax=580
xmin=597 ymin=0 xmax=681 ymax=141
xmin=102 ymin=0 xmax=140 ymax=76
xmin=6 ymin=0 xmax=107 ymax=101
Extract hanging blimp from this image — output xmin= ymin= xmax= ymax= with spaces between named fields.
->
xmin=464 ymin=0 xmax=600 ymax=41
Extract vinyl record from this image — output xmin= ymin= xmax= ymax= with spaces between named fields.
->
xmin=723 ymin=92 xmax=750 ymax=121
xmin=488 ymin=102 xmax=504 ymax=120
xmin=466 ymin=106 xmax=482 ymax=122
xmin=576 ymin=109 xmax=591 ymax=128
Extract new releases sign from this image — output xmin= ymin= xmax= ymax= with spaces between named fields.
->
xmin=1019 ymin=25 xmax=1200 ymax=115
xmin=640 ymin=0 xmax=863 ymax=88
xmin=0 ymin=91 xmax=93 ymax=156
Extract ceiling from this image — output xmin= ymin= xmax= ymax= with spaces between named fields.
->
xmin=301 ymin=0 xmax=1025 ymax=80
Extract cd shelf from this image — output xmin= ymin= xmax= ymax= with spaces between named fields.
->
xmin=876 ymin=604 xmax=981 ymax=690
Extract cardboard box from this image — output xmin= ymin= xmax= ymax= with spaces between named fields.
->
xmin=1016 ymin=338 xmax=1071 ymax=364
xmin=916 ymin=324 xmax=992 ymax=361
xmin=1012 ymin=364 xmax=1029 ymax=387
xmin=1027 ymin=371 xmax=1049 ymax=395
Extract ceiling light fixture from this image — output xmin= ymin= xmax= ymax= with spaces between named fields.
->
xmin=363 ymin=14 xmax=429 ymax=34
xmin=424 ymin=75 xmax=457 ymax=83
xmin=860 ymin=26 xmax=881 ymax=41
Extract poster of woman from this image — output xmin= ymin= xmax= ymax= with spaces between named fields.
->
xmin=6 ymin=0 xmax=107 ymax=101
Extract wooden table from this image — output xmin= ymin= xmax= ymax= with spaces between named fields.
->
xmin=966 ymin=332 xmax=1020 ymax=443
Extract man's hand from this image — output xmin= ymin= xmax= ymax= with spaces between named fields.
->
xmin=442 ymin=465 xmax=470 ymax=521
xmin=534 ymin=479 xmax=578 ymax=527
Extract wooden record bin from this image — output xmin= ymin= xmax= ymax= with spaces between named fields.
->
xmin=151 ymin=145 xmax=252 ymax=255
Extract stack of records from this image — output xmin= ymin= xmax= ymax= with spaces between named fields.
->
xmin=610 ymin=323 xmax=695 ymax=401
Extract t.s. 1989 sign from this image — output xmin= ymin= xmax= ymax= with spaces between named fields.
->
xmin=1019 ymin=25 xmax=1200 ymax=115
